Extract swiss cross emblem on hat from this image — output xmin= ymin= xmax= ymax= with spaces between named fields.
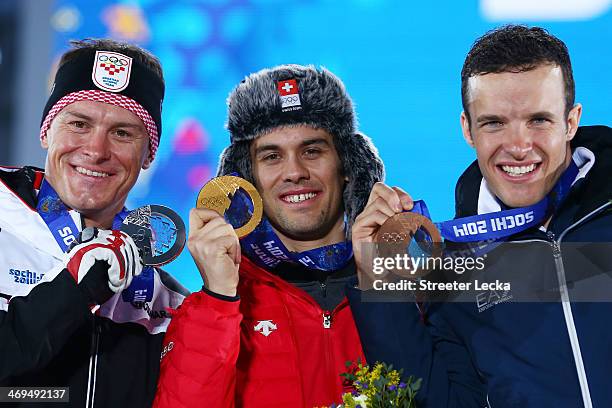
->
xmin=277 ymin=79 xmax=302 ymax=112
xmin=277 ymin=79 xmax=298 ymax=96
xmin=92 ymin=51 xmax=133 ymax=92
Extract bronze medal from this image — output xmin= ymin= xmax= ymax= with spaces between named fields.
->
xmin=196 ymin=176 xmax=263 ymax=238
xmin=375 ymin=212 xmax=442 ymax=278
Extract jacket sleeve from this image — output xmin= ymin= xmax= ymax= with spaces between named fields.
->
xmin=0 ymin=269 xmax=93 ymax=381
xmin=153 ymin=290 xmax=243 ymax=408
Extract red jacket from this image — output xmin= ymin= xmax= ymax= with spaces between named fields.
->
xmin=153 ymin=256 xmax=365 ymax=407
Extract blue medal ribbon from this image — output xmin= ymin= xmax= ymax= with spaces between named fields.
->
xmin=37 ymin=179 xmax=81 ymax=252
xmin=411 ymin=160 xmax=579 ymax=244
xmin=37 ymin=179 xmax=154 ymax=303
xmin=240 ymin=218 xmax=353 ymax=272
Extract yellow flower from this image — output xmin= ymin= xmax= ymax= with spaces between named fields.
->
xmin=370 ymin=363 xmax=383 ymax=382
xmin=355 ymin=364 xmax=370 ymax=385
xmin=388 ymin=370 xmax=400 ymax=386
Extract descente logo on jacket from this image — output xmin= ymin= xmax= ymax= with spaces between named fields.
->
xmin=8 ymin=269 xmax=44 ymax=285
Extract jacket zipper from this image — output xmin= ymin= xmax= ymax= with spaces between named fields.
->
xmin=321 ymin=301 xmax=350 ymax=401
xmin=85 ymin=319 xmax=101 ymax=408
xmin=548 ymin=201 xmax=610 ymax=408
xmin=502 ymin=201 xmax=609 ymax=408
xmin=546 ymin=230 xmax=592 ymax=408
xmin=322 ymin=309 xmax=334 ymax=401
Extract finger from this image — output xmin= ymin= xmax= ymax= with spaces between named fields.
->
xmin=200 ymin=221 xmax=238 ymax=242
xmin=188 ymin=214 xmax=228 ymax=242
xmin=189 ymin=208 xmax=224 ymax=232
xmin=366 ymin=182 xmax=402 ymax=212
xmin=127 ymin=237 xmax=137 ymax=279
xmin=392 ymin=186 xmax=414 ymax=211
xmin=366 ymin=197 xmax=397 ymax=218
xmin=357 ymin=209 xmax=395 ymax=231
xmin=215 ymin=235 xmax=241 ymax=258
xmin=227 ymin=235 xmax=241 ymax=265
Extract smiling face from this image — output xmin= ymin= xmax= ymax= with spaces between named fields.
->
xmin=461 ymin=64 xmax=582 ymax=208
xmin=41 ymin=100 xmax=151 ymax=227
xmin=250 ymin=126 xmax=346 ymax=250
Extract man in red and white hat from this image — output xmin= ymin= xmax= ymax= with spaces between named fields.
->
xmin=0 ymin=39 xmax=187 ymax=407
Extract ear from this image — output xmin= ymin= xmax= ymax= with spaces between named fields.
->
xmin=142 ymin=156 xmax=152 ymax=170
xmin=41 ymin=132 xmax=49 ymax=149
xmin=460 ymin=111 xmax=475 ymax=147
xmin=566 ymin=103 xmax=582 ymax=142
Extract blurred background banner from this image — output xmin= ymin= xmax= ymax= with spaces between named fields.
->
xmin=2 ymin=0 xmax=611 ymax=290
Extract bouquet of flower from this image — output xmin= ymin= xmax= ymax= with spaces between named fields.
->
xmin=331 ymin=360 xmax=421 ymax=408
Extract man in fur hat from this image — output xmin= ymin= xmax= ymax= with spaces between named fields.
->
xmin=153 ymin=65 xmax=384 ymax=407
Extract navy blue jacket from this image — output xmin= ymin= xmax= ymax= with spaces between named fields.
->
xmin=348 ymin=126 xmax=612 ymax=407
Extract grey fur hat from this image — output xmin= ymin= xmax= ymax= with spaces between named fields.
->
xmin=218 ymin=64 xmax=384 ymax=231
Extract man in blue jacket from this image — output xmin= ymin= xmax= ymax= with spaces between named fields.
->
xmin=349 ymin=25 xmax=612 ymax=407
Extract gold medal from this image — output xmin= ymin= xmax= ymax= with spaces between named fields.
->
xmin=196 ymin=176 xmax=263 ymax=238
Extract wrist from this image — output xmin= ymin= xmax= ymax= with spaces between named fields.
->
xmin=205 ymin=281 xmax=237 ymax=297
xmin=77 ymin=260 xmax=115 ymax=305
xmin=201 ymin=285 xmax=240 ymax=302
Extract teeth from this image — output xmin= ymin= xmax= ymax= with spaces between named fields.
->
xmin=501 ymin=164 xmax=536 ymax=176
xmin=75 ymin=166 xmax=109 ymax=178
xmin=283 ymin=192 xmax=317 ymax=203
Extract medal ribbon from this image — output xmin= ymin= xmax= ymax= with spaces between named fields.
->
xmin=240 ymin=217 xmax=353 ymax=272
xmin=411 ymin=160 xmax=579 ymax=244
xmin=37 ymin=179 xmax=154 ymax=302
xmin=37 ymin=179 xmax=81 ymax=252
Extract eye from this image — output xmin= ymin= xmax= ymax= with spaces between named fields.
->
xmin=262 ymin=152 xmax=280 ymax=162
xmin=69 ymin=121 xmax=87 ymax=129
xmin=481 ymin=121 xmax=503 ymax=129
xmin=530 ymin=117 xmax=551 ymax=126
xmin=114 ymin=129 xmax=131 ymax=138
xmin=304 ymin=147 xmax=322 ymax=157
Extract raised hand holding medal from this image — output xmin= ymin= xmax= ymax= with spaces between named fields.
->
xmin=190 ymin=176 xmax=264 ymax=296
xmin=351 ymin=182 xmax=416 ymax=289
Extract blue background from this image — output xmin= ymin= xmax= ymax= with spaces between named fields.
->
xmin=48 ymin=0 xmax=612 ymax=291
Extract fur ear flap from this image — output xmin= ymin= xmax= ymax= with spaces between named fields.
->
xmin=216 ymin=142 xmax=255 ymax=183
xmin=341 ymin=132 xmax=385 ymax=235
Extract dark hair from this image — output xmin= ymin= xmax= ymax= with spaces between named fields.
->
xmin=461 ymin=25 xmax=574 ymax=124
xmin=59 ymin=38 xmax=164 ymax=85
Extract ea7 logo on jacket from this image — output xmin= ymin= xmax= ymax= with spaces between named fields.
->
xmin=476 ymin=289 xmax=513 ymax=313
xmin=254 ymin=320 xmax=277 ymax=337
xmin=8 ymin=269 xmax=44 ymax=285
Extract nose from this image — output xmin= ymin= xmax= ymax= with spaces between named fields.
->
xmin=82 ymin=127 xmax=111 ymax=162
xmin=282 ymin=153 xmax=309 ymax=183
xmin=503 ymin=124 xmax=532 ymax=160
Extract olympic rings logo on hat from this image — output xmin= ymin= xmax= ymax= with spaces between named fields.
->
xmin=98 ymin=54 xmax=129 ymax=67
xmin=282 ymin=95 xmax=300 ymax=103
